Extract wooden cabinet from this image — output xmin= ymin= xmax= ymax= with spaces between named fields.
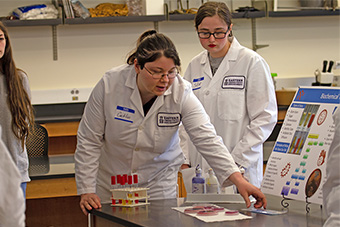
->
xmin=41 ymin=121 xmax=79 ymax=155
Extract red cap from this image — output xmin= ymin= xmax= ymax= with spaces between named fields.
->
xmin=117 ymin=175 xmax=121 ymax=184
xmin=128 ymin=175 xmax=133 ymax=185
xmin=111 ymin=176 xmax=116 ymax=185
xmin=133 ymin=174 xmax=138 ymax=184
xmin=120 ymin=176 xmax=125 ymax=186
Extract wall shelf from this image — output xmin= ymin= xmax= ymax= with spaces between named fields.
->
xmin=1 ymin=18 xmax=62 ymax=27
xmin=64 ymin=15 xmax=166 ymax=25
xmin=269 ymin=9 xmax=339 ymax=17
xmin=2 ymin=8 xmax=337 ymax=27
xmin=1 ymin=8 xmax=338 ymax=60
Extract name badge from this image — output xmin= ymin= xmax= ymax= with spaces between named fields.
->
xmin=114 ymin=105 xmax=135 ymax=123
xmin=157 ymin=113 xmax=181 ymax=127
xmin=221 ymin=76 xmax=245 ymax=89
xmin=192 ymin=77 xmax=204 ymax=90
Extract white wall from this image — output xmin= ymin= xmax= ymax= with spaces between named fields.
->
xmin=1 ymin=1 xmax=339 ymax=93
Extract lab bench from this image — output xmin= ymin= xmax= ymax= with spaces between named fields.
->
xmin=89 ymin=195 xmax=326 ymax=227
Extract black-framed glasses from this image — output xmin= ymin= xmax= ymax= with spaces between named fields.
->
xmin=144 ymin=66 xmax=178 ymax=79
xmin=197 ymin=29 xmax=229 ymax=39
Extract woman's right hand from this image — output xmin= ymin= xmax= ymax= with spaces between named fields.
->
xmin=80 ymin=193 xmax=102 ymax=215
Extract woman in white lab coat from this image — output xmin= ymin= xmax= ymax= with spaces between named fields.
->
xmin=323 ymin=106 xmax=340 ymax=227
xmin=75 ymin=30 xmax=267 ymax=215
xmin=180 ymin=2 xmax=277 ymax=190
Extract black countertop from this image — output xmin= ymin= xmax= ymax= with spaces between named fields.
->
xmin=90 ymin=194 xmax=326 ymax=227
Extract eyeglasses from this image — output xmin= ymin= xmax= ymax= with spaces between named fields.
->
xmin=197 ymin=29 xmax=229 ymax=39
xmin=144 ymin=66 xmax=178 ymax=79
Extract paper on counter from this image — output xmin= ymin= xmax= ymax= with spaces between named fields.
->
xmin=172 ymin=206 xmax=252 ymax=223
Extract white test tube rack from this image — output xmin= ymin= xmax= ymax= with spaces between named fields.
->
xmin=110 ymin=187 xmax=150 ymax=207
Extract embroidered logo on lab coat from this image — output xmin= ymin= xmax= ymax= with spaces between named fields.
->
xmin=221 ymin=76 xmax=245 ymax=89
xmin=157 ymin=113 xmax=181 ymax=127
xmin=114 ymin=105 xmax=135 ymax=123
xmin=192 ymin=77 xmax=204 ymax=90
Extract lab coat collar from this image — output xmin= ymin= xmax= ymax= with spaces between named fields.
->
xmin=227 ymin=37 xmax=241 ymax=62
xmin=199 ymin=37 xmax=241 ymax=81
xmin=199 ymin=52 xmax=213 ymax=79
xmin=199 ymin=37 xmax=240 ymax=65
xmin=125 ymin=66 xmax=144 ymax=116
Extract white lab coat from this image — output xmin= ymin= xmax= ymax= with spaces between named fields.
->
xmin=181 ymin=37 xmax=277 ymax=188
xmin=75 ymin=64 xmax=240 ymax=203
xmin=323 ymin=106 xmax=340 ymax=227
xmin=0 ymin=127 xmax=25 ymax=227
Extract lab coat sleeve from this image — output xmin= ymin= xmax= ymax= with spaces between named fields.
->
xmin=323 ymin=106 xmax=340 ymax=227
xmin=231 ymin=56 xmax=277 ymax=169
xmin=0 ymin=127 xmax=25 ymax=227
xmin=179 ymin=124 xmax=191 ymax=165
xmin=75 ymin=78 xmax=106 ymax=195
xmin=179 ymin=65 xmax=194 ymax=166
xmin=180 ymin=85 xmax=240 ymax=187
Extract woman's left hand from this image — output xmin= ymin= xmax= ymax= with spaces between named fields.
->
xmin=229 ymin=172 xmax=267 ymax=209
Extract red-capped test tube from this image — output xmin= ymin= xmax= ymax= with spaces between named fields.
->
xmin=123 ymin=174 xmax=128 ymax=185
xmin=128 ymin=175 xmax=133 ymax=188
xmin=111 ymin=176 xmax=116 ymax=188
xmin=117 ymin=175 xmax=121 ymax=188
xmin=133 ymin=174 xmax=139 ymax=187
xmin=111 ymin=176 xmax=116 ymax=205
xmin=133 ymin=174 xmax=139 ymax=199
xmin=120 ymin=175 xmax=126 ymax=188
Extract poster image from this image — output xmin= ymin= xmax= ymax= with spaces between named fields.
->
xmin=262 ymin=87 xmax=339 ymax=204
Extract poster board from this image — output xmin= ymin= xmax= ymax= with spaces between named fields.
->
xmin=261 ymin=86 xmax=339 ymax=205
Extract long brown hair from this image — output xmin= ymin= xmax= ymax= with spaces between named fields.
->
xmin=0 ymin=22 xmax=34 ymax=146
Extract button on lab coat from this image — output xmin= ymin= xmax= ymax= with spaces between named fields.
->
xmin=181 ymin=38 xmax=277 ymax=188
xmin=75 ymin=64 xmax=240 ymax=203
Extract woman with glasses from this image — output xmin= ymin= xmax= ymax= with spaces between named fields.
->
xmin=180 ymin=2 xmax=277 ymax=193
xmin=75 ymin=29 xmax=267 ymax=215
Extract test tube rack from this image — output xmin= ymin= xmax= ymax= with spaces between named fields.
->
xmin=110 ymin=187 xmax=150 ymax=207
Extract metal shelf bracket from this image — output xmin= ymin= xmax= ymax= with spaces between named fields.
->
xmin=52 ymin=25 xmax=58 ymax=61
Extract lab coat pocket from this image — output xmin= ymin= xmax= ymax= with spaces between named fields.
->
xmin=217 ymin=89 xmax=245 ymax=120
xmin=153 ymin=127 xmax=179 ymax=154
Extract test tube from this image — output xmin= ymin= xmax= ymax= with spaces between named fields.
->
xmin=133 ymin=174 xmax=139 ymax=188
xmin=111 ymin=176 xmax=117 ymax=205
xmin=289 ymin=136 xmax=297 ymax=153
xmin=133 ymin=174 xmax=139 ymax=199
xmin=111 ymin=176 xmax=116 ymax=188
xmin=120 ymin=175 xmax=126 ymax=189
xmin=303 ymin=107 xmax=312 ymax=127
xmin=307 ymin=106 xmax=317 ymax=128
xmin=123 ymin=174 xmax=128 ymax=185
xmin=117 ymin=175 xmax=121 ymax=188
xmin=293 ymin=135 xmax=301 ymax=154
xmin=128 ymin=175 xmax=133 ymax=188
xmin=299 ymin=106 xmax=309 ymax=126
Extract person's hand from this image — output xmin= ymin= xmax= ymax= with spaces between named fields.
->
xmin=229 ymin=172 xmax=267 ymax=209
xmin=180 ymin=164 xmax=190 ymax=170
xmin=80 ymin=193 xmax=102 ymax=215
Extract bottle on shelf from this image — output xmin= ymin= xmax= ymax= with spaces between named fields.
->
xmin=205 ymin=168 xmax=220 ymax=194
xmin=192 ymin=164 xmax=205 ymax=194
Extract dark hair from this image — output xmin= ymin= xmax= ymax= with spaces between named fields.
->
xmin=0 ymin=22 xmax=35 ymax=146
xmin=127 ymin=29 xmax=181 ymax=69
xmin=195 ymin=2 xmax=232 ymax=30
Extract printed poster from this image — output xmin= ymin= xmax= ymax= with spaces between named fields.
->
xmin=261 ymin=86 xmax=340 ymax=204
